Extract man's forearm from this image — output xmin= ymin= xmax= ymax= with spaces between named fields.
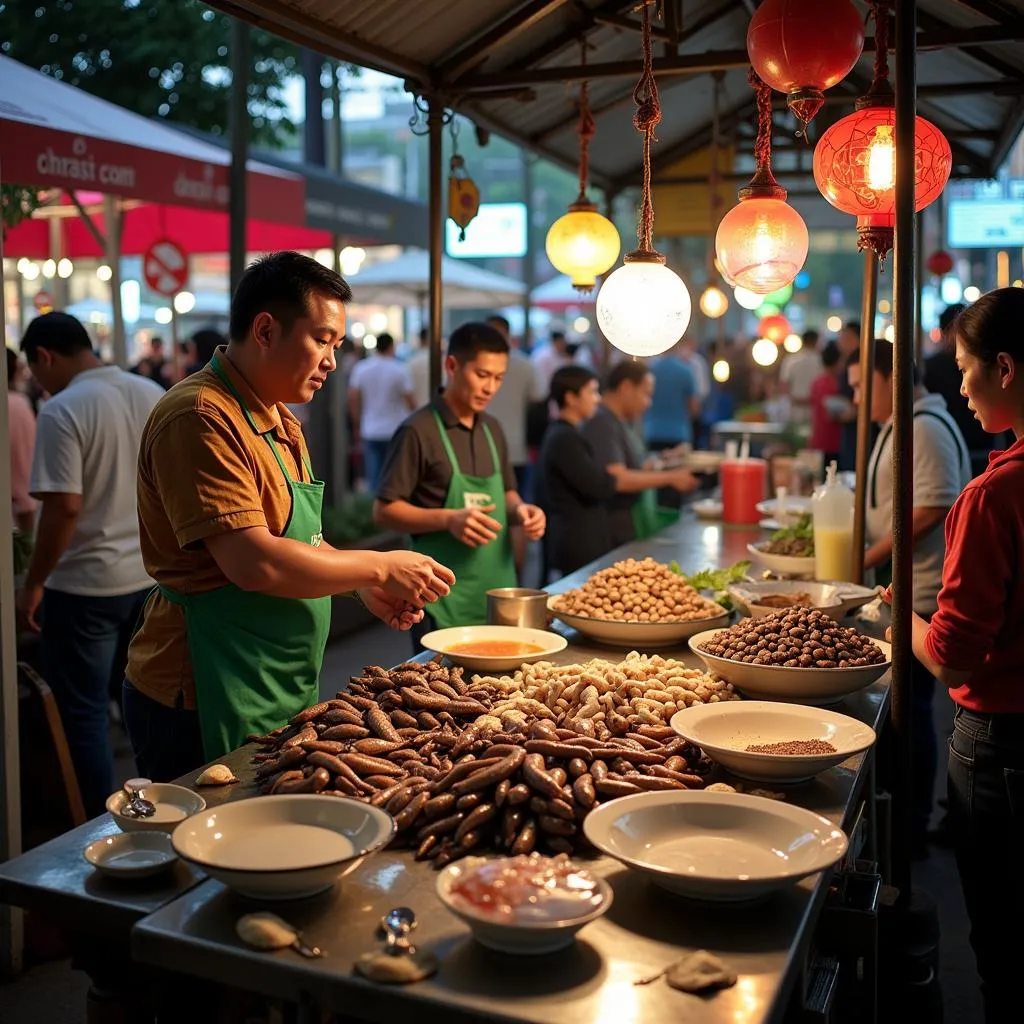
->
xmin=611 ymin=467 xmax=671 ymax=493
xmin=374 ymin=498 xmax=452 ymax=536
xmin=235 ymin=536 xmax=388 ymax=598
xmin=505 ymin=490 xmax=524 ymax=518
xmin=24 ymin=504 xmax=79 ymax=589
xmin=865 ymin=506 xmax=949 ymax=570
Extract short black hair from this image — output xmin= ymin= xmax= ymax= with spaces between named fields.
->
xmin=955 ymin=287 xmax=1024 ymax=365
xmin=20 ymin=312 xmax=93 ymax=362
xmin=821 ymin=341 xmax=842 ymax=369
xmin=376 ymin=332 xmax=395 ymax=354
xmin=938 ymin=302 xmax=967 ymax=335
xmin=852 ymin=339 xmax=921 ymax=385
xmin=551 ymin=330 xmax=567 ymax=343
xmin=486 ymin=315 xmax=510 ymax=334
xmin=606 ymin=359 xmax=651 ymax=392
xmin=802 ymin=329 xmax=820 ymax=348
xmin=844 ymin=320 xmax=861 ymax=335
xmin=229 ymin=251 xmax=352 ymax=342
xmin=447 ymin=322 xmax=509 ymax=364
xmin=190 ymin=328 xmax=225 ymax=366
xmin=550 ymin=365 xmax=598 ymax=409
xmin=151 ymin=336 xmax=165 ymax=349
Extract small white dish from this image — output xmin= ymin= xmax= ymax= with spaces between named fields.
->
xmin=583 ymin=790 xmax=848 ymax=902
xmin=755 ymin=497 xmax=812 ymax=526
xmin=84 ymin=831 xmax=178 ymax=879
xmin=758 ymin=518 xmax=785 ymax=531
xmin=548 ymin=596 xmax=729 ymax=649
xmin=106 ymin=783 xmax=206 ymax=834
xmin=688 ymin=629 xmax=891 ymax=705
xmin=728 ymin=579 xmax=843 ymax=618
xmin=171 ymin=794 xmax=394 ymax=901
xmin=693 ymin=498 xmax=724 ymax=520
xmin=747 ymin=542 xmax=817 ymax=579
xmin=420 ymin=625 xmax=567 ymax=672
xmin=670 ymin=701 xmax=876 ymax=783
xmin=436 ymin=856 xmax=612 ymax=954
xmin=683 ymin=450 xmax=725 ymax=474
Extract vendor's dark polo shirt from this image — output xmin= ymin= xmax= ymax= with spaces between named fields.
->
xmin=376 ymin=398 xmax=517 ymax=508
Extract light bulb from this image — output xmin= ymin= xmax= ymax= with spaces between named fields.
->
xmin=699 ymin=285 xmax=728 ymax=319
xmin=363 ymin=334 xmax=378 ymax=350
xmin=878 ymin=299 xmax=891 ymax=314
xmin=314 ymin=248 xmax=334 ymax=267
xmin=712 ymin=359 xmax=731 ymax=383
xmin=545 ymin=206 xmax=620 ymax=291
xmin=154 ymin=307 xmax=173 ymax=325
xmin=96 ymin=264 xmax=113 ymax=282
xmin=884 ymin=324 xmax=895 ymax=342
xmin=340 ymin=247 xmax=365 ymax=276
xmin=350 ymin=321 xmax=366 ymax=339
xmin=57 ymin=258 xmax=73 ymax=279
xmin=16 ymin=258 xmax=29 ymax=275
xmin=734 ymin=286 xmax=764 ymax=311
xmin=865 ymin=124 xmax=895 ymax=191
xmin=596 ymin=260 xmax=692 ymax=358
xmin=716 ymin=197 xmax=808 ymax=294
xmin=826 ymin=315 xmax=843 ymax=332
xmin=369 ymin=312 xmax=389 ymax=333
xmin=174 ymin=291 xmax=196 ymax=314
xmin=963 ymin=285 xmax=981 ymax=302
xmin=783 ymin=333 xmax=803 ymax=353
xmin=21 ymin=263 xmax=40 ymax=281
xmin=573 ymin=316 xmax=591 ymax=334
xmin=752 ymin=337 xmax=779 ymax=367
xmin=42 ymin=259 xmax=56 ymax=279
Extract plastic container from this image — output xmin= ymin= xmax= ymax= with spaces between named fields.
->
xmin=812 ymin=461 xmax=854 ymax=582
xmin=721 ymin=457 xmax=768 ymax=525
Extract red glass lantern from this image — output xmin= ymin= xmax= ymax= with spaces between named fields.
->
xmin=757 ymin=313 xmax=792 ymax=344
xmin=747 ymin=0 xmax=865 ymax=130
xmin=926 ymin=249 xmax=955 ymax=277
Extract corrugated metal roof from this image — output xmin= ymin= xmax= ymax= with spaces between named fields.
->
xmin=212 ymin=0 xmax=1024 ymax=187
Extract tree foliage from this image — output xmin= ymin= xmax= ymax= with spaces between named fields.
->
xmin=0 ymin=0 xmax=299 ymax=147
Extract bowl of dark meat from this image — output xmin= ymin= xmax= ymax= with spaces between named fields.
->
xmin=747 ymin=514 xmax=817 ymax=578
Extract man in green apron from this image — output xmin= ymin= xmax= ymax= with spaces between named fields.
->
xmin=124 ymin=252 xmax=456 ymax=780
xmin=374 ymin=322 xmax=546 ymax=638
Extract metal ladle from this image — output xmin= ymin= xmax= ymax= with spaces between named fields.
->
xmin=379 ymin=906 xmax=418 ymax=955
xmin=121 ymin=777 xmax=156 ymax=819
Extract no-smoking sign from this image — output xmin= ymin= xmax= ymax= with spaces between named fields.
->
xmin=143 ymin=238 xmax=189 ymax=297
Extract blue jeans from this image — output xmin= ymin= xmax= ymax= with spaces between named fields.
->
xmin=948 ymin=705 xmax=1024 ymax=1024
xmin=41 ymin=587 xmax=150 ymax=818
xmin=362 ymin=438 xmax=391 ymax=494
xmin=122 ymin=680 xmax=205 ymax=783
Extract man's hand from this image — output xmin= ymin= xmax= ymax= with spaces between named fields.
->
xmin=16 ymin=583 xmax=43 ymax=633
xmin=516 ymin=503 xmax=546 ymax=540
xmin=666 ymin=468 xmax=701 ymax=494
xmin=357 ymin=587 xmax=424 ymax=631
xmin=379 ymin=550 xmax=456 ymax=605
xmin=448 ymin=505 xmax=503 ymax=548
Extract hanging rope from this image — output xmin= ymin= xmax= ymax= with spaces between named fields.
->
xmin=708 ymin=70 xmax=724 ymax=274
xmin=632 ymin=0 xmax=663 ymax=254
xmin=870 ymin=1 xmax=892 ymax=90
xmin=749 ymin=68 xmax=774 ymax=176
xmin=575 ymin=40 xmax=597 ymax=203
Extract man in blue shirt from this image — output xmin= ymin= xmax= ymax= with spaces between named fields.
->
xmin=644 ymin=345 xmax=699 ymax=451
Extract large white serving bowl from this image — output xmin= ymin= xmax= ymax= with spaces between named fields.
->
xmin=729 ymin=580 xmax=878 ymax=620
xmin=669 ymin=702 xmax=877 ymax=783
xmin=688 ymin=630 xmax=891 ymax=705
xmin=547 ymin=596 xmax=729 ymax=649
xmin=747 ymin=542 xmax=816 ymax=579
xmin=583 ymin=790 xmax=848 ymax=902
xmin=171 ymin=795 xmax=395 ymax=900
xmin=106 ymin=783 xmax=207 ymax=834
xmin=755 ymin=497 xmax=812 ymax=526
xmin=420 ymin=625 xmax=567 ymax=672
xmin=436 ymin=857 xmax=613 ymax=955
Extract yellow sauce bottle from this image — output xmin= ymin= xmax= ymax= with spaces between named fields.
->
xmin=812 ymin=461 xmax=854 ymax=582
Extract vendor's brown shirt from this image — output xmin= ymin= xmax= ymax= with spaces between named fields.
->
xmin=126 ymin=349 xmax=311 ymax=709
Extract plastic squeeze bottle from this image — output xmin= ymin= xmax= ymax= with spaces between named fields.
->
xmin=812 ymin=461 xmax=854 ymax=582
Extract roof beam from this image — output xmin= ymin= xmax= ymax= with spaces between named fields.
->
xmin=592 ymin=11 xmax=674 ymax=41
xmin=945 ymin=0 xmax=1020 ymax=23
xmin=992 ymin=96 xmax=1024 ymax=171
xmin=916 ymin=10 xmax=1024 ymax=81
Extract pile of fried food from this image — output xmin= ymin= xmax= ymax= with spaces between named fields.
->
xmin=249 ymin=653 xmax=739 ymax=867
xmin=550 ymin=558 xmax=726 ymax=623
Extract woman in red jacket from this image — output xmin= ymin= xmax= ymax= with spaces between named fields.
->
xmin=885 ymin=287 xmax=1024 ymax=1024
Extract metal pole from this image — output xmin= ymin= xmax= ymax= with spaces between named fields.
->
xmin=229 ymin=19 xmax=251 ymax=297
xmin=852 ymin=250 xmax=879 ymax=585
xmin=891 ymin=0 xmax=917 ymax=905
xmin=102 ymin=195 xmax=127 ymax=367
xmin=302 ymin=50 xmax=327 ymax=166
xmin=427 ymin=99 xmax=446 ymax=397
xmin=915 ymin=210 xmax=925 ymax=362
xmin=521 ymin=153 xmax=535 ymax=349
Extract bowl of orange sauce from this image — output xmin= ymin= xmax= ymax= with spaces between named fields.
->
xmin=419 ymin=625 xmax=568 ymax=671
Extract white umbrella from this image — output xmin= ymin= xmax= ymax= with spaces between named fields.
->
xmin=349 ymin=248 xmax=526 ymax=309
xmin=531 ymin=274 xmax=598 ymax=311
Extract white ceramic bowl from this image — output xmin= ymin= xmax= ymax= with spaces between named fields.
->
xmin=747 ymin=542 xmax=817 ymax=579
xmin=420 ymin=625 xmax=567 ymax=672
xmin=755 ymin=497 xmax=812 ymax=526
xmin=669 ymin=702 xmax=877 ymax=783
xmin=171 ymin=794 xmax=394 ymax=900
xmin=84 ymin=831 xmax=178 ymax=879
xmin=547 ymin=596 xmax=730 ymax=649
xmin=729 ymin=580 xmax=878 ymax=620
xmin=692 ymin=498 xmax=724 ymax=521
xmin=688 ymin=629 xmax=891 ymax=705
xmin=583 ymin=790 xmax=848 ymax=902
xmin=106 ymin=783 xmax=207 ymax=834
xmin=436 ymin=856 xmax=612 ymax=954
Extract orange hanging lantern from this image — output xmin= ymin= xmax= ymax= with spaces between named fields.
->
xmin=926 ymin=250 xmax=955 ymax=277
xmin=447 ymin=118 xmax=480 ymax=241
xmin=757 ymin=313 xmax=792 ymax=344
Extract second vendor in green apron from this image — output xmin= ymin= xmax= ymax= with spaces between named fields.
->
xmin=374 ymin=322 xmax=547 ymax=638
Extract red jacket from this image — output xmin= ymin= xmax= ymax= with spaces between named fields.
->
xmin=926 ymin=436 xmax=1024 ymax=713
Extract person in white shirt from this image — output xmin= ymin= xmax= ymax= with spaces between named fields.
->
xmin=779 ymin=329 xmax=824 ymax=426
xmin=16 ymin=312 xmax=164 ymax=816
xmin=348 ymin=332 xmax=416 ymax=492
xmin=406 ymin=327 xmax=432 ymax=409
xmin=679 ymin=335 xmax=711 ymax=446
xmin=530 ymin=329 xmax=573 ymax=398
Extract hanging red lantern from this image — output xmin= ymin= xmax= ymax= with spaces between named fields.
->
xmin=812 ymin=2 xmax=952 ymax=257
xmin=757 ymin=313 xmax=792 ymax=344
xmin=926 ymin=250 xmax=955 ymax=277
xmin=747 ymin=0 xmax=865 ymax=132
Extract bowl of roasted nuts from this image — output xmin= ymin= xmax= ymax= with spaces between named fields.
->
xmin=669 ymin=701 xmax=877 ymax=783
xmin=688 ymin=608 xmax=891 ymax=705
xmin=548 ymin=558 xmax=730 ymax=647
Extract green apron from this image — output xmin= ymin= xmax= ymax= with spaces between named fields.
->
xmin=160 ymin=354 xmax=332 ymax=758
xmin=411 ymin=408 xmax=516 ymax=628
xmin=621 ymin=422 xmax=679 ymax=540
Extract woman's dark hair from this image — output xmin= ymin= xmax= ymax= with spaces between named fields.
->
xmin=954 ymin=287 xmax=1024 ymax=364
xmin=229 ymin=251 xmax=352 ymax=342
xmin=550 ymin=365 xmax=598 ymax=409
xmin=190 ymin=329 xmax=225 ymax=367
xmin=446 ymin=322 xmax=509 ymax=364
xmin=20 ymin=312 xmax=93 ymax=363
xmin=605 ymin=359 xmax=651 ymax=392
xmin=821 ymin=341 xmax=842 ymax=369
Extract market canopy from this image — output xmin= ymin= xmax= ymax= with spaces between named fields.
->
xmin=210 ymin=0 xmax=1024 ymax=192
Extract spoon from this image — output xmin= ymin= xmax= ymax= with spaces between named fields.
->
xmin=236 ymin=912 xmax=324 ymax=959
xmin=121 ymin=778 xmax=156 ymax=819
xmin=379 ymin=906 xmax=418 ymax=956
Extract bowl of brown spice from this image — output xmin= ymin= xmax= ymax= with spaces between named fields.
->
xmin=670 ymin=701 xmax=877 ymax=783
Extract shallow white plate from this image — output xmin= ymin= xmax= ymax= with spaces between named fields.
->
xmin=747 ymin=542 xmax=817 ymax=579
xmin=84 ymin=831 xmax=177 ymax=879
xmin=436 ymin=857 xmax=612 ymax=955
xmin=583 ymin=790 xmax=848 ymax=902
xmin=688 ymin=629 xmax=891 ymax=705
xmin=106 ymin=783 xmax=207 ymax=834
xmin=547 ymin=596 xmax=729 ymax=649
xmin=758 ymin=518 xmax=785 ymax=531
xmin=670 ymin=701 xmax=876 ymax=783
xmin=755 ymin=497 xmax=812 ymax=526
xmin=171 ymin=794 xmax=394 ymax=901
xmin=420 ymin=625 xmax=567 ymax=671
xmin=693 ymin=498 xmax=724 ymax=520
xmin=729 ymin=580 xmax=876 ymax=620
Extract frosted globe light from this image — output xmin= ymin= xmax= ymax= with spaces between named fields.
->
xmin=783 ymin=333 xmax=803 ymax=353
xmin=42 ymin=259 xmax=57 ymax=279
xmin=963 ymin=285 xmax=981 ymax=303
xmin=57 ymin=258 xmax=74 ymax=279
xmin=96 ymin=264 xmax=113 ymax=282
xmin=340 ymin=246 xmax=366 ymax=276
xmin=21 ymin=263 xmax=40 ymax=281
xmin=734 ymin=285 xmax=764 ymax=310
xmin=712 ymin=359 xmax=731 ymax=383
xmin=154 ymin=307 xmax=173 ymax=325
xmin=363 ymin=335 xmax=378 ymax=350
xmin=174 ymin=291 xmax=196 ymax=314
xmin=878 ymin=299 xmax=891 ymax=314
xmin=699 ymin=284 xmax=728 ymax=319
xmin=314 ymin=248 xmax=334 ymax=267
xmin=350 ymin=321 xmax=366 ymax=339
xmin=369 ymin=312 xmax=389 ymax=333
xmin=715 ymin=197 xmax=809 ymax=294
xmin=883 ymin=324 xmax=895 ymax=343
xmin=573 ymin=316 xmax=591 ymax=333
xmin=752 ymin=337 xmax=779 ymax=366
xmin=16 ymin=258 xmax=30 ymax=275
xmin=826 ymin=315 xmax=843 ymax=332
xmin=545 ymin=205 xmax=621 ymax=291
xmin=596 ymin=260 xmax=692 ymax=358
